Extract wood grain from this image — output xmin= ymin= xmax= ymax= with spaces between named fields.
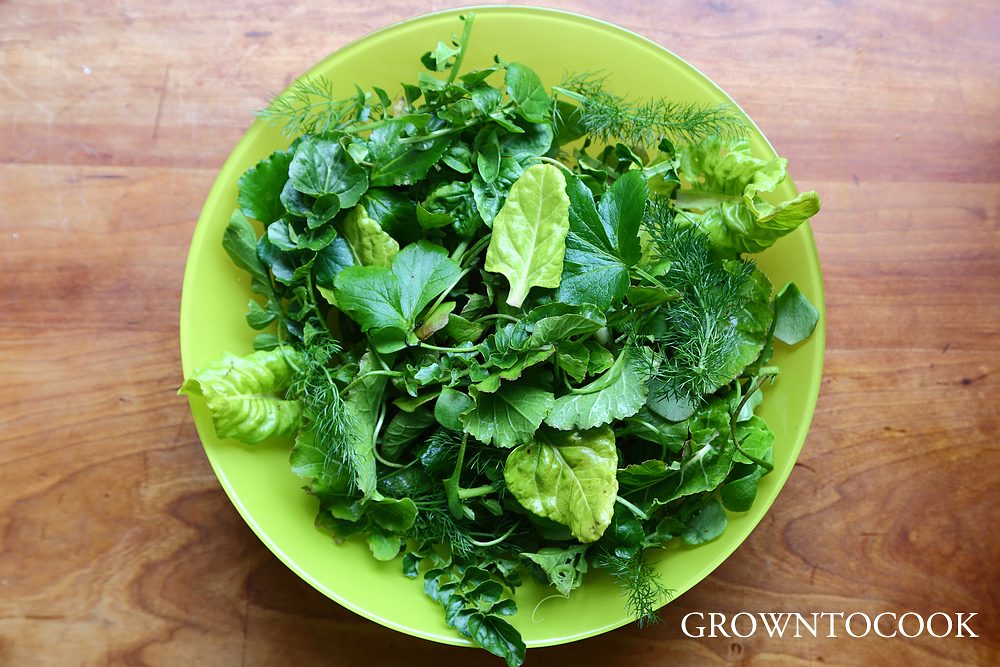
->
xmin=1 ymin=0 xmax=998 ymax=665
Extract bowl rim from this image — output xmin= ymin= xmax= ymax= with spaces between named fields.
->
xmin=180 ymin=3 xmax=826 ymax=649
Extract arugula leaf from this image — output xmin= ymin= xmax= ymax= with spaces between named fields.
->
xmin=675 ymin=137 xmax=820 ymax=254
xmin=238 ymin=149 xmax=292 ymax=224
xmin=289 ymin=135 xmax=368 ymax=207
xmin=179 ymin=349 xmax=303 ymax=444
xmin=485 ymin=164 xmax=570 ymax=306
xmin=504 ymin=425 xmax=618 ymax=542
xmin=461 ymin=383 xmax=554 ymax=448
xmin=335 ymin=241 xmax=462 ymax=352
xmin=556 ymin=171 xmax=648 ymax=310
xmin=545 ymin=347 xmax=650 ymax=430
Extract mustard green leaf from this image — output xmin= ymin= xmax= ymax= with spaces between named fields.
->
xmin=504 ymin=425 xmax=618 ymax=542
xmin=484 ymin=164 xmax=570 ymax=307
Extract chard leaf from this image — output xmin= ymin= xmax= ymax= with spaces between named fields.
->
xmin=342 ymin=205 xmax=399 ymax=267
xmin=461 ymin=383 xmax=554 ymax=448
xmin=545 ymin=347 xmax=650 ymax=430
xmin=556 ymin=171 xmax=648 ymax=310
xmin=773 ymin=281 xmax=820 ymax=345
xmin=505 ymin=62 xmax=549 ymax=123
xmin=676 ymin=137 xmax=820 ymax=254
xmin=484 ymin=164 xmax=570 ymax=306
xmin=238 ymin=149 xmax=292 ymax=224
xmin=504 ymin=425 xmax=618 ymax=542
xmin=334 ymin=241 xmax=462 ymax=353
xmin=368 ymin=119 xmax=451 ymax=186
xmin=179 ymin=349 xmax=303 ymax=444
xmin=289 ymin=136 xmax=368 ymax=206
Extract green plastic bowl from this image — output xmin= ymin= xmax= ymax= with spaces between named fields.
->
xmin=180 ymin=6 xmax=824 ymax=649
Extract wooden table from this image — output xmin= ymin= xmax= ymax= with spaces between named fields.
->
xmin=2 ymin=0 xmax=997 ymax=665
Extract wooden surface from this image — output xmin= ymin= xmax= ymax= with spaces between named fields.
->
xmin=1 ymin=0 xmax=998 ymax=665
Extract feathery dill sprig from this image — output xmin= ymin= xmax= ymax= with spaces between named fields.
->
xmin=644 ymin=200 xmax=756 ymax=402
xmin=258 ymin=76 xmax=378 ymax=137
xmin=595 ymin=550 xmax=673 ymax=627
xmin=287 ymin=339 xmax=363 ymax=487
xmin=554 ymin=72 xmax=746 ymax=147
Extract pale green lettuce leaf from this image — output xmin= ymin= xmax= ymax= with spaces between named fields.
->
xmin=485 ymin=164 xmax=570 ymax=307
xmin=504 ymin=425 xmax=618 ymax=542
xmin=179 ymin=348 xmax=303 ymax=444
xmin=676 ymin=137 xmax=820 ymax=254
xmin=341 ymin=205 xmax=399 ymax=267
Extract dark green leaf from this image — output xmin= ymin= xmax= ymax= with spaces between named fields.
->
xmin=238 ymin=150 xmax=292 ymax=224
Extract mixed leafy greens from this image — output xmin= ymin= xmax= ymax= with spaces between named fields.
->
xmin=181 ymin=14 xmax=820 ymax=665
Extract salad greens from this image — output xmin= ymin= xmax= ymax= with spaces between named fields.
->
xmin=181 ymin=14 xmax=820 ymax=665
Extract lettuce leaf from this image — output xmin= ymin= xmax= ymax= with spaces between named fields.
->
xmin=675 ymin=137 xmax=820 ymax=254
xmin=180 ymin=348 xmax=303 ymax=444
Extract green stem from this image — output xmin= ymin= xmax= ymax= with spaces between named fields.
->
xmin=468 ymin=523 xmax=517 ymax=548
xmin=444 ymin=433 xmax=470 ymax=520
xmin=615 ymin=496 xmax=649 ymax=521
xmin=398 ymin=123 xmax=473 ymax=145
xmin=446 ymin=14 xmax=476 ymax=85
xmin=460 ymin=233 xmax=492 ymax=268
xmin=341 ymin=369 xmax=403 ymax=395
xmin=419 ymin=341 xmax=478 ymax=354
xmin=728 ymin=374 xmax=776 ymax=472
xmin=476 ymin=313 xmax=520 ymax=324
xmin=457 ymin=484 xmax=496 ymax=499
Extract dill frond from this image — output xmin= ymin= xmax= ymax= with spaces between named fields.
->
xmin=595 ymin=550 xmax=673 ymax=627
xmin=644 ymin=201 xmax=756 ymax=402
xmin=556 ymin=72 xmax=746 ymax=147
xmin=258 ymin=76 xmax=375 ymax=137
xmin=288 ymin=340 xmax=363 ymax=489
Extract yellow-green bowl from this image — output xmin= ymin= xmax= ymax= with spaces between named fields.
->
xmin=180 ymin=6 xmax=824 ymax=649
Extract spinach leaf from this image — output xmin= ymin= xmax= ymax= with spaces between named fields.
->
xmin=484 ymin=164 xmax=570 ymax=306
xmin=504 ymin=425 xmax=618 ymax=542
